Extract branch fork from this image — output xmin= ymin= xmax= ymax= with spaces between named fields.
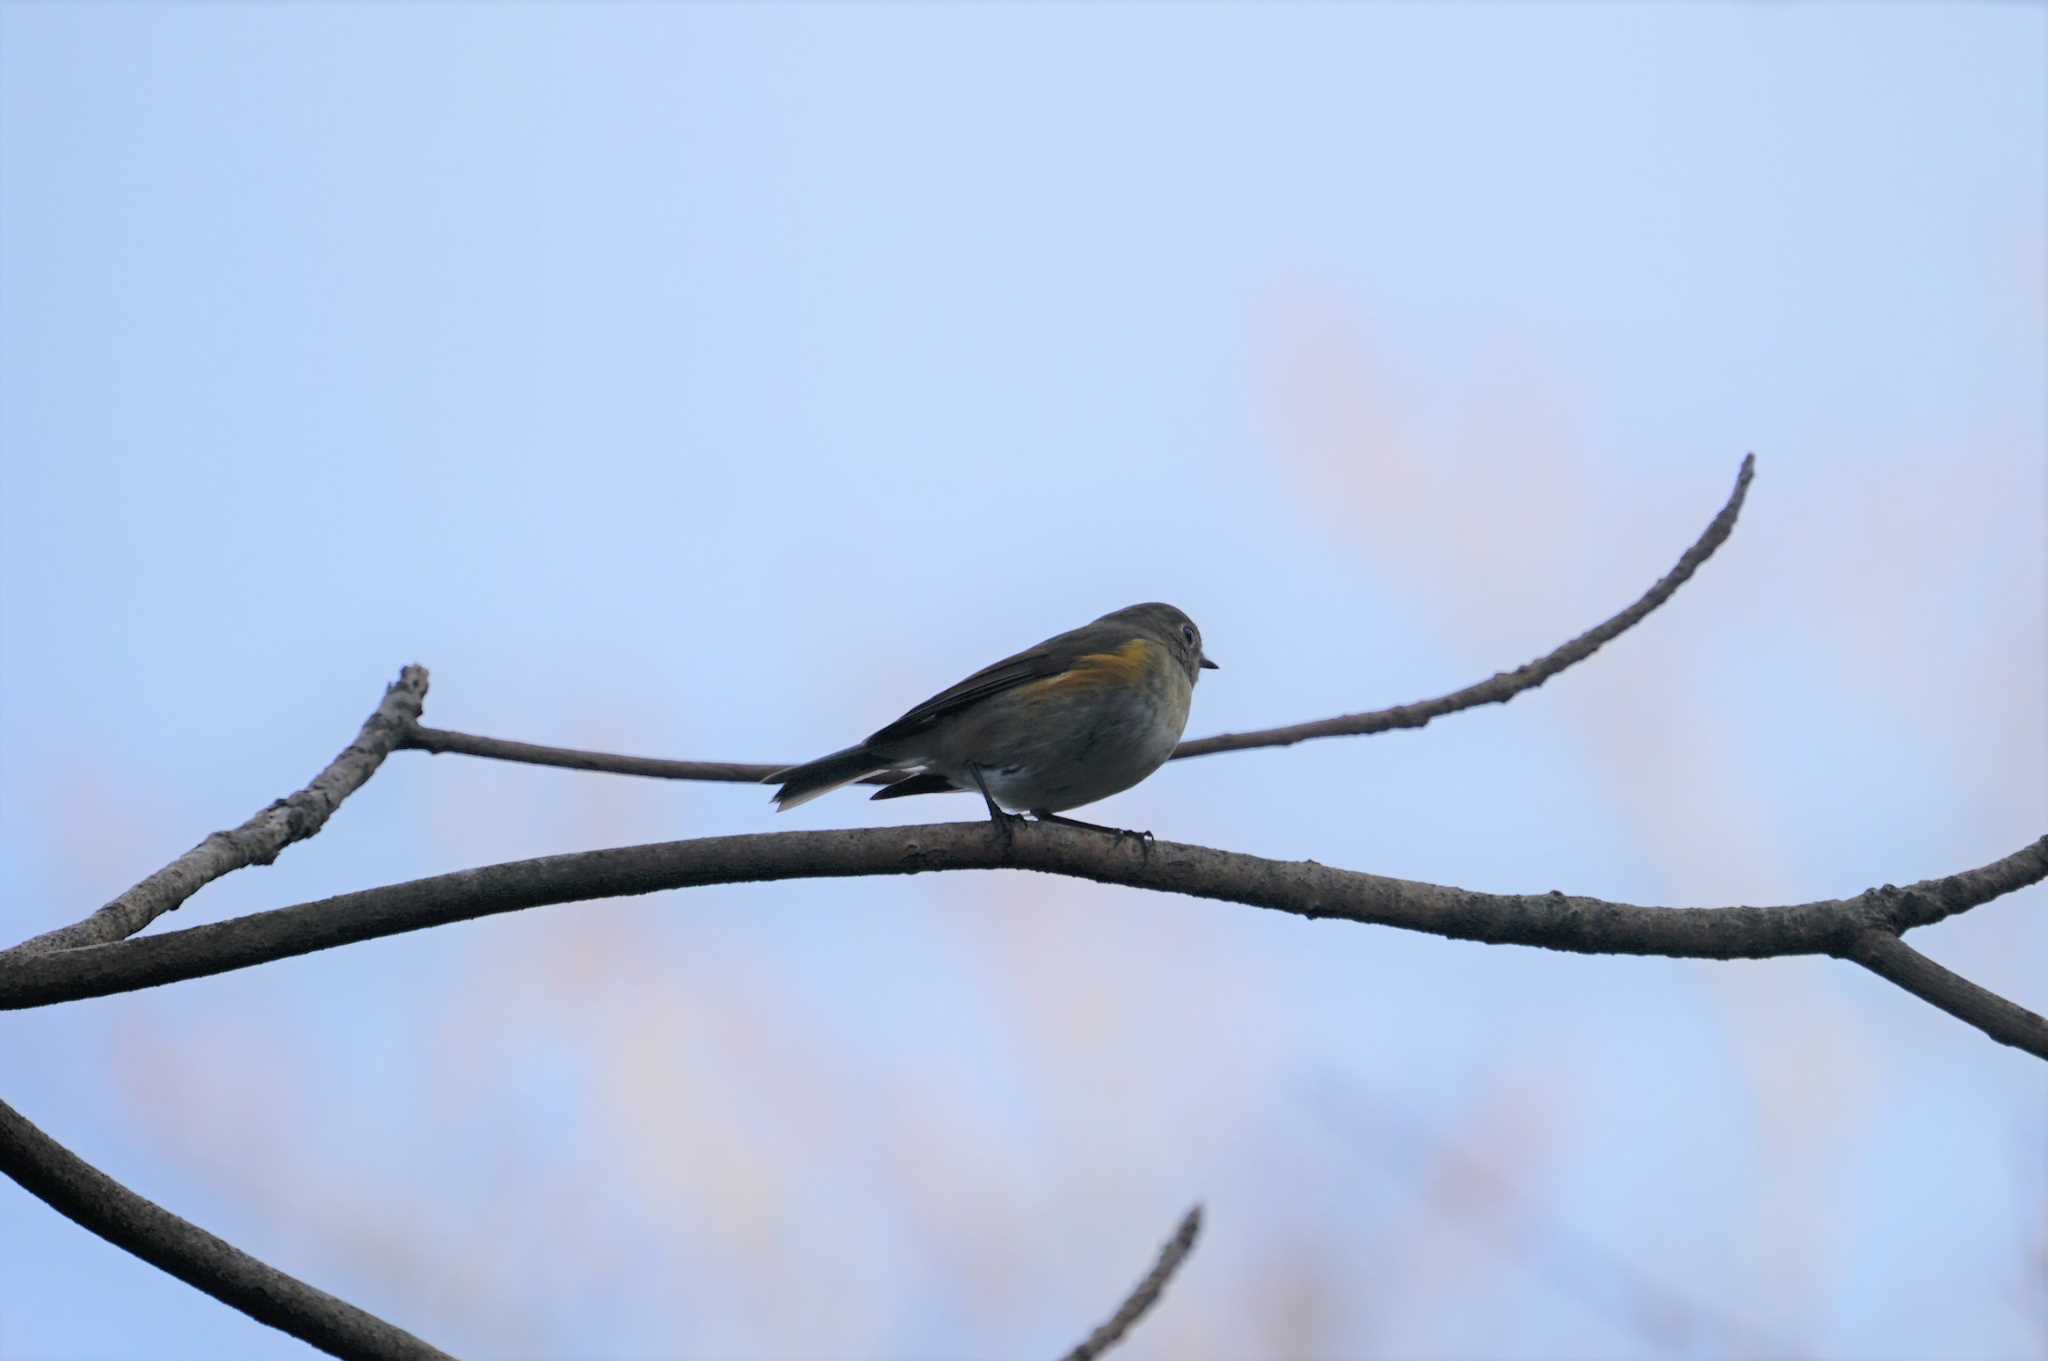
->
xmin=6 ymin=456 xmax=2042 ymax=1360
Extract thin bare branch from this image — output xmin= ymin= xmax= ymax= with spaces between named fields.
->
xmin=403 ymin=724 xmax=795 ymax=785
xmin=5 ymin=666 xmax=430 ymax=956
xmin=1059 ymin=1204 xmax=1203 ymax=1361
xmin=1842 ymin=928 xmax=2048 ymax=1058
xmin=1172 ymin=453 xmax=1755 ymax=759
xmin=4 ymin=823 xmax=2039 ymax=1056
xmin=394 ymin=458 xmax=1755 ymax=785
xmin=0 ymin=1093 xmax=453 ymax=1361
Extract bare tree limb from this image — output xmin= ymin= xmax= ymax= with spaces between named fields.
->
xmin=1173 ymin=452 xmax=1753 ymax=758
xmin=16 ymin=449 xmax=2033 ymax=1361
xmin=4 ymin=822 xmax=2039 ymax=1056
xmin=401 ymin=725 xmax=791 ymax=784
xmin=0 ymin=666 xmax=455 ymax=1361
xmin=5 ymin=666 xmax=430 ymax=956
xmin=1058 ymin=1204 xmax=1202 ymax=1361
xmin=397 ymin=457 xmax=1755 ymax=784
xmin=0 ymin=1093 xmax=454 ymax=1361
xmin=1842 ymin=928 xmax=2048 ymax=1057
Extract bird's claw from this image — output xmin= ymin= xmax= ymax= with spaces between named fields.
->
xmin=1113 ymin=827 xmax=1156 ymax=861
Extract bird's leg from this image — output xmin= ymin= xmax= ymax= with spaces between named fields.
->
xmin=1029 ymin=810 xmax=1153 ymax=857
xmin=967 ymin=764 xmax=1020 ymax=851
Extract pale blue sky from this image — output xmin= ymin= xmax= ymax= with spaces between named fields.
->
xmin=2 ymin=6 xmax=2042 ymax=1359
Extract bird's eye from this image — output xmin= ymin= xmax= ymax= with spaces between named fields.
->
xmin=1181 ymin=624 xmax=1197 ymax=645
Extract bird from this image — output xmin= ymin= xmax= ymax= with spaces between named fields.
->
xmin=766 ymin=602 xmax=1217 ymax=838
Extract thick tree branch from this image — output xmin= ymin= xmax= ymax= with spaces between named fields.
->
xmin=400 ymin=457 xmax=1755 ymax=783
xmin=1842 ymin=928 xmax=2048 ymax=1057
xmin=4 ymin=822 xmax=2039 ymax=1055
xmin=1059 ymin=1204 xmax=1202 ymax=1361
xmin=5 ymin=667 xmax=430 ymax=956
xmin=0 ymin=1094 xmax=453 ymax=1361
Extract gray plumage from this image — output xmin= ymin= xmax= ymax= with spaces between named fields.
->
xmin=767 ymin=602 xmax=1216 ymax=817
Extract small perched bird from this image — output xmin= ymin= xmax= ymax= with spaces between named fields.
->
xmin=766 ymin=602 xmax=1217 ymax=835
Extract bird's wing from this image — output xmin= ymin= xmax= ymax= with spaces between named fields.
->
xmin=868 ymin=625 xmax=1101 ymax=750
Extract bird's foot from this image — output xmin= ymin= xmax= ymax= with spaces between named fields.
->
xmin=1030 ymin=811 xmax=1154 ymax=859
xmin=986 ymin=806 xmax=1023 ymax=853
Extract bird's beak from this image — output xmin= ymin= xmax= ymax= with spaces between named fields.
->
xmin=1200 ymin=655 xmax=1220 ymax=670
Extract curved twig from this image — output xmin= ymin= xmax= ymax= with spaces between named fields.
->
xmin=0 ymin=1094 xmax=453 ymax=1361
xmin=1059 ymin=1204 xmax=1203 ymax=1361
xmin=1173 ymin=452 xmax=1753 ymax=758
xmin=399 ymin=458 xmax=1755 ymax=783
xmin=5 ymin=667 xmax=430 ymax=956
xmin=4 ymin=823 xmax=2040 ymax=1056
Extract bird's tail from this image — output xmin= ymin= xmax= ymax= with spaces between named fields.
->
xmin=868 ymin=773 xmax=960 ymax=801
xmin=764 ymin=744 xmax=891 ymax=811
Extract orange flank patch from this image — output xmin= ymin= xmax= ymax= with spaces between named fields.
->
xmin=1019 ymin=638 xmax=1159 ymax=696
